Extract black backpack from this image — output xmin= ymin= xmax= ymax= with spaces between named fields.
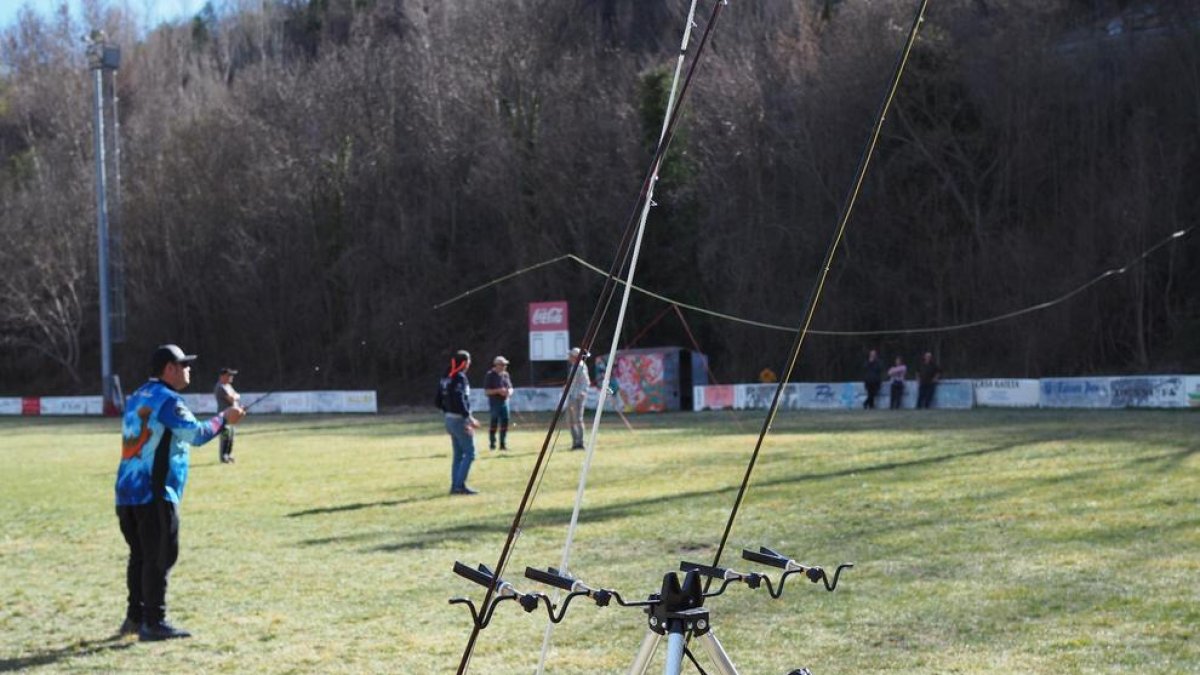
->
xmin=434 ymin=376 xmax=452 ymax=411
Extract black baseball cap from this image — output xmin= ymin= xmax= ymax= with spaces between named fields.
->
xmin=150 ymin=344 xmax=197 ymax=375
xmin=219 ymin=367 xmax=239 ymax=375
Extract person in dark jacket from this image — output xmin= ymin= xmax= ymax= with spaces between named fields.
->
xmin=437 ymin=350 xmax=480 ymax=494
xmin=483 ymin=356 xmax=514 ymax=451
xmin=863 ymin=349 xmax=883 ymax=409
xmin=116 ymin=344 xmax=245 ymax=641
xmin=917 ymin=351 xmax=942 ymax=409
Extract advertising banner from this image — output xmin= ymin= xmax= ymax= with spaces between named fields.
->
xmin=694 ymin=385 xmax=735 ymax=411
xmin=280 ymin=392 xmax=314 ymax=414
xmin=0 ymin=398 xmax=22 ymax=415
xmin=529 ymin=301 xmax=570 ymax=362
xmin=40 ymin=396 xmax=103 ymax=415
xmin=242 ymin=392 xmax=282 ymax=414
xmin=182 ymin=394 xmax=218 ymax=414
xmin=22 ymin=398 xmax=40 ymax=416
xmin=1109 ymin=376 xmax=1188 ymax=408
xmin=470 ymin=386 xmax=607 ymax=413
xmin=1189 ymin=377 xmax=1200 ymax=408
xmin=1040 ymin=378 xmax=1114 ymax=408
xmin=974 ymin=380 xmax=1039 ymax=407
xmin=339 ymin=391 xmax=378 ymax=413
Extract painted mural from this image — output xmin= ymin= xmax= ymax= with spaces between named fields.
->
xmin=612 ymin=352 xmax=669 ymax=413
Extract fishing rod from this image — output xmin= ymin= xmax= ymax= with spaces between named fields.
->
xmin=703 ymin=0 xmax=932 ymax=582
xmin=453 ymin=2 xmax=731 ymax=672
xmin=535 ymin=0 xmax=704 ymax=670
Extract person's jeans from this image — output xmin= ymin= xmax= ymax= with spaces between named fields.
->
xmin=445 ymin=415 xmax=476 ymax=491
xmin=488 ymin=399 xmax=510 ymax=449
xmin=864 ymin=381 xmax=881 ymax=409
xmin=917 ymin=382 xmax=937 ymax=409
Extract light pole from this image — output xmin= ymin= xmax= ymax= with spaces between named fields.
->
xmin=87 ymin=31 xmax=121 ymax=414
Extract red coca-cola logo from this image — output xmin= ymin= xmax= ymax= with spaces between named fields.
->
xmin=529 ymin=302 xmax=568 ymax=330
xmin=531 ymin=307 xmax=563 ymax=325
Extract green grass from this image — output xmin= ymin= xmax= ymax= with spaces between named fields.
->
xmin=0 ymin=409 xmax=1196 ymax=673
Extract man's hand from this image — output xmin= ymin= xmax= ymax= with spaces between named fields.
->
xmin=224 ymin=406 xmax=247 ymax=425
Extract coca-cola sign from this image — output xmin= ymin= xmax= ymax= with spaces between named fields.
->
xmin=528 ymin=301 xmax=568 ymax=331
xmin=531 ymin=307 xmax=563 ymax=325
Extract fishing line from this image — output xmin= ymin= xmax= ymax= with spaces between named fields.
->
xmin=454 ymin=2 xmax=730 ymax=671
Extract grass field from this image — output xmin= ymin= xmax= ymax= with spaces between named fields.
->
xmin=0 ymin=409 xmax=1196 ymax=673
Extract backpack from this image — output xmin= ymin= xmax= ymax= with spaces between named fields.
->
xmin=435 ymin=376 xmax=452 ymax=411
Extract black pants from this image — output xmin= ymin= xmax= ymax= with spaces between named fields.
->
xmin=219 ymin=426 xmax=235 ymax=460
xmin=117 ymin=501 xmax=180 ymax=623
xmin=863 ymin=381 xmax=881 ymax=409
xmin=917 ymin=382 xmax=937 ymax=409
xmin=890 ymin=381 xmax=904 ymax=409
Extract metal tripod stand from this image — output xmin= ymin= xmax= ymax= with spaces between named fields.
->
xmin=450 ymin=547 xmax=849 ymax=675
xmin=628 ymin=569 xmax=742 ymax=675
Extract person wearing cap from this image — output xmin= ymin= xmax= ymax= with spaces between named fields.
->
xmin=115 ymin=344 xmax=246 ymax=641
xmin=566 ymin=347 xmax=591 ymax=450
xmin=213 ymin=367 xmax=241 ymax=463
xmin=483 ymin=356 xmax=514 ymax=451
xmin=436 ymin=349 xmax=480 ymax=494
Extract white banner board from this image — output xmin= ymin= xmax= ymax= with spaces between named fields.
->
xmin=973 ymin=379 xmax=1040 ymax=408
xmin=529 ymin=301 xmax=570 ymax=362
xmin=0 ymin=398 xmax=23 ymax=415
xmin=40 ymin=396 xmax=104 ymax=415
xmin=1040 ymin=378 xmax=1114 ymax=408
xmin=1109 ymin=376 xmax=1188 ymax=408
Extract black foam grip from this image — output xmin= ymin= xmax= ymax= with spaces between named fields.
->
xmin=741 ymin=548 xmax=789 ymax=569
xmin=524 ymin=566 xmax=576 ymax=591
xmin=453 ymin=561 xmax=495 ymax=588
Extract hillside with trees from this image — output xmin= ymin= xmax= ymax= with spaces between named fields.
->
xmin=1 ymin=0 xmax=1197 ymax=400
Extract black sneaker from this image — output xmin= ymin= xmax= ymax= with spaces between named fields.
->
xmin=119 ymin=617 xmax=140 ymax=636
xmin=139 ymin=620 xmax=192 ymax=641
xmin=451 ymin=486 xmax=479 ymax=495
xmin=499 ymin=446 xmax=508 ymax=452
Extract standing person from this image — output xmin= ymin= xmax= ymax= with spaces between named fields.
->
xmin=213 ymin=367 xmax=240 ymax=463
xmin=566 ymin=347 xmax=591 ymax=450
xmin=436 ymin=350 xmax=480 ymax=495
xmin=887 ymin=355 xmax=907 ymax=410
xmin=483 ymin=356 xmax=514 ymax=451
xmin=863 ymin=349 xmax=883 ymax=409
xmin=116 ymin=344 xmax=245 ymax=640
xmin=917 ymin=351 xmax=942 ymax=409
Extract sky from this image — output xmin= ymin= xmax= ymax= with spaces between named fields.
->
xmin=0 ymin=0 xmax=208 ymax=32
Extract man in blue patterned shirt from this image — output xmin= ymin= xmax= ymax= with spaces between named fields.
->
xmin=115 ymin=344 xmax=245 ymax=641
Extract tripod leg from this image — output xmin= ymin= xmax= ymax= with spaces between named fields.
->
xmin=663 ymin=629 xmax=687 ymax=675
xmin=628 ymin=629 xmax=661 ymax=675
xmin=694 ymin=630 xmax=740 ymax=675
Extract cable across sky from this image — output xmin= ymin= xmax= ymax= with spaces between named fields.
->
xmin=433 ymin=227 xmax=1193 ymax=337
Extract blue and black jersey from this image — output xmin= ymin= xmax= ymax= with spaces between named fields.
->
xmin=116 ymin=379 xmax=226 ymax=505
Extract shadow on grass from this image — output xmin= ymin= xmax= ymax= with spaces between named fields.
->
xmin=351 ymin=434 xmax=1065 ymax=553
xmin=0 ymin=635 xmax=135 ymax=671
xmin=1127 ymin=445 xmax=1198 ymax=470
xmin=286 ymin=492 xmax=441 ymax=518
